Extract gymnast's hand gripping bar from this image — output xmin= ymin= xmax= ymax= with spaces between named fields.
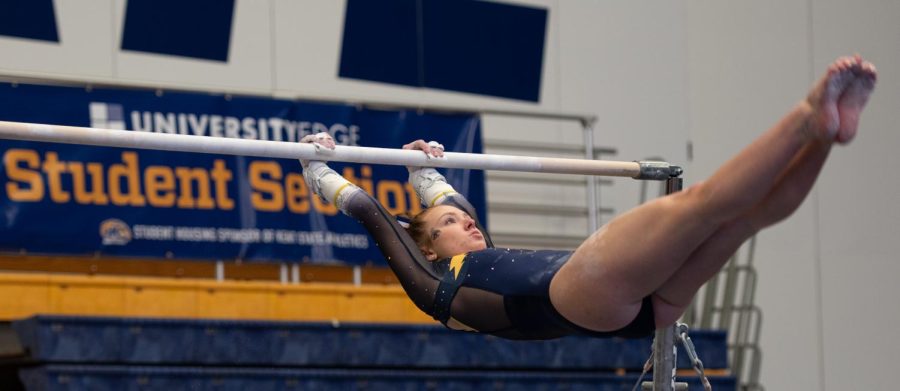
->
xmin=0 ymin=121 xmax=680 ymax=180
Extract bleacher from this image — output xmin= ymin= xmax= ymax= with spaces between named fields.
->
xmin=2 ymin=314 xmax=735 ymax=390
xmin=0 ymin=255 xmax=740 ymax=390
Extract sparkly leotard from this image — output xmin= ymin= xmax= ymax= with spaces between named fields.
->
xmin=342 ymin=189 xmax=654 ymax=340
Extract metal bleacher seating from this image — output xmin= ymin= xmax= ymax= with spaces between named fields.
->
xmin=4 ymin=315 xmax=736 ymax=390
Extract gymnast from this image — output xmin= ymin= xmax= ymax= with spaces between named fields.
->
xmin=299 ymin=55 xmax=876 ymax=340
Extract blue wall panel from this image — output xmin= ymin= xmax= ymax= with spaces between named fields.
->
xmin=121 ymin=0 xmax=235 ymax=62
xmin=339 ymin=0 xmax=547 ymax=102
xmin=422 ymin=0 xmax=546 ymax=102
xmin=339 ymin=0 xmax=421 ymax=87
xmin=0 ymin=0 xmax=59 ymax=42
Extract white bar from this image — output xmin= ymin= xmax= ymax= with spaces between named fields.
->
xmin=0 ymin=121 xmax=642 ymax=178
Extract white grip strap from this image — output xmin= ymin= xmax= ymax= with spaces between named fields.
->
xmin=303 ymin=161 xmax=356 ymax=211
xmin=409 ymin=167 xmax=456 ymax=207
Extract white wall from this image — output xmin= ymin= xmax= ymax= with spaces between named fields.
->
xmin=684 ymin=1 xmax=823 ymax=389
xmin=2 ymin=1 xmax=898 ymax=389
xmin=0 ymin=0 xmax=115 ymax=80
xmin=811 ymin=1 xmax=900 ymax=390
xmin=684 ymin=1 xmax=900 ymax=389
xmin=557 ymin=1 xmax=689 ymax=222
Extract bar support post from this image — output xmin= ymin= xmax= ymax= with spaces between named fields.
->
xmin=645 ymin=172 xmax=685 ymax=391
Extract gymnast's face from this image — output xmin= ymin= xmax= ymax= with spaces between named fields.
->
xmin=420 ymin=205 xmax=487 ymax=261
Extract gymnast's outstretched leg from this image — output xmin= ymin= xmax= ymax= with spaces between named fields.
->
xmin=650 ymin=62 xmax=876 ymax=324
xmin=652 ymin=139 xmax=832 ymax=324
xmin=549 ymin=56 xmax=877 ymax=332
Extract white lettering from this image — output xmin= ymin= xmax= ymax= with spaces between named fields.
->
xmin=188 ymin=114 xmax=208 ymax=136
xmin=177 ymin=113 xmax=189 ymax=135
xmin=312 ymin=122 xmax=329 ymax=135
xmin=241 ymin=117 xmax=258 ymax=139
xmin=209 ymin=115 xmax=224 ymax=138
xmin=258 ymin=118 xmax=269 ymax=140
xmin=175 ymin=227 xmax=217 ymax=242
xmin=217 ymin=228 xmax=261 ymax=243
xmin=131 ymin=111 xmax=152 ymax=132
xmin=283 ymin=120 xmax=298 ymax=142
xmin=124 ymin=111 xmax=360 ymax=146
xmin=129 ymin=225 xmax=366 ymax=248
xmin=133 ymin=225 xmax=174 ymax=240
xmin=154 ymin=112 xmax=176 ymax=133
xmin=224 ymin=117 xmax=240 ymax=139
xmin=268 ymin=118 xmax=284 ymax=141
xmin=298 ymin=121 xmax=311 ymax=139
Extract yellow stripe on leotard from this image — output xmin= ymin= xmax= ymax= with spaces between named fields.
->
xmin=449 ymin=253 xmax=466 ymax=280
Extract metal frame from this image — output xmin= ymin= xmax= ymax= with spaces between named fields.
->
xmin=654 ymin=174 xmax=686 ymax=391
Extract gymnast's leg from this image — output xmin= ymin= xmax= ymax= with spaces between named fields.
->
xmin=651 ymin=139 xmax=832 ymax=325
xmin=549 ymin=56 xmax=876 ymax=332
xmin=654 ymin=57 xmax=875 ymax=325
xmin=649 ymin=62 xmax=876 ymax=324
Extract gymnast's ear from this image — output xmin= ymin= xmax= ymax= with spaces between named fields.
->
xmin=421 ymin=246 xmax=438 ymax=262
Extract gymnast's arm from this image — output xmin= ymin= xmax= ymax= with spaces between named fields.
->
xmin=403 ymin=140 xmax=493 ymax=248
xmin=299 ymin=135 xmax=441 ymax=315
xmin=300 ymin=135 xmax=513 ymax=336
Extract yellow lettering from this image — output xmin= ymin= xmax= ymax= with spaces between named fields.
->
xmin=42 ymin=152 xmax=70 ymax=203
xmin=285 ymin=172 xmax=310 ymax=213
xmin=249 ymin=161 xmax=284 ymax=212
xmin=175 ymin=167 xmax=215 ymax=209
xmin=377 ymin=180 xmax=407 ymax=215
xmin=108 ymin=152 xmax=146 ymax=206
xmin=343 ymin=165 xmax=374 ymax=195
xmin=144 ymin=166 xmax=175 ymax=207
xmin=3 ymin=149 xmax=245 ymax=212
xmin=210 ymin=159 xmax=234 ymax=210
xmin=67 ymin=162 xmax=109 ymax=205
xmin=4 ymin=149 xmax=44 ymax=202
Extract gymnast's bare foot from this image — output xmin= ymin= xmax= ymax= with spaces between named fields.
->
xmin=806 ymin=55 xmax=877 ymax=143
xmin=836 ymin=57 xmax=877 ymax=143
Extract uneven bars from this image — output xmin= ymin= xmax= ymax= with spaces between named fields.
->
xmin=0 ymin=121 xmax=680 ymax=180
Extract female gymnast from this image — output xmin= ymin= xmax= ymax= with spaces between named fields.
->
xmin=299 ymin=55 xmax=876 ymax=340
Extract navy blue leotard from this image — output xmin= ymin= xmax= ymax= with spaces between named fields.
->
xmin=342 ymin=189 xmax=654 ymax=340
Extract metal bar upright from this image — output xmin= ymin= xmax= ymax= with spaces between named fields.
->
xmin=651 ymin=325 xmax=678 ymax=391
xmin=652 ymin=173 xmax=684 ymax=391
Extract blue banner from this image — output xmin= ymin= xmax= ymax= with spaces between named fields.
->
xmin=0 ymin=83 xmax=485 ymax=265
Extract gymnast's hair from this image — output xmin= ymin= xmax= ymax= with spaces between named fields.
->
xmin=402 ymin=209 xmax=434 ymax=249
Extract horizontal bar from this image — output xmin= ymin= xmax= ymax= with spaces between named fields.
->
xmin=0 ymin=121 xmax=675 ymax=178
